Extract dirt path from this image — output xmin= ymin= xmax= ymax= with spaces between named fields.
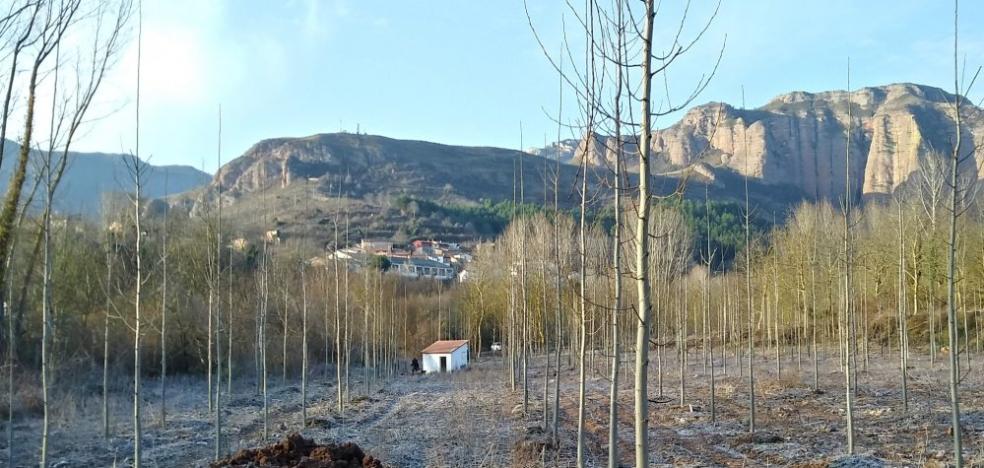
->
xmin=2 ymin=361 xmax=521 ymax=467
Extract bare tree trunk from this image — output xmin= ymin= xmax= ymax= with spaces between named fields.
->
xmin=635 ymin=3 xmax=656 ymax=465
xmin=575 ymin=143 xmax=588 ymax=467
xmin=742 ymin=88 xmax=756 ymax=434
xmin=520 ymin=129 xmax=530 ymax=416
xmin=812 ymin=206 xmax=820 ymax=391
xmin=131 ymin=10 xmax=144 ymax=464
xmin=945 ymin=3 xmax=965 ymax=463
xmin=39 ymin=136 xmax=54 ymax=468
xmin=261 ymin=240 xmax=270 ymax=441
xmin=773 ymin=240 xmax=781 ymax=378
xmin=207 ymin=259 xmax=213 ymax=413
xmin=334 ymin=182 xmax=343 ymax=413
xmin=131 ymin=162 xmax=143 ymax=468
xmin=551 ymin=74 xmax=564 ymax=444
xmin=680 ymin=280 xmax=688 ymax=407
xmin=843 ymin=61 xmax=856 ymax=454
xmin=301 ymin=260 xmax=308 ymax=427
xmin=227 ymin=262 xmax=233 ymax=396
xmin=362 ymin=268 xmax=369 ymax=395
xmin=214 ymin=106 xmax=224 ymax=460
xmin=705 ymin=185 xmax=716 ymax=423
xmin=283 ymin=273 xmax=290 ymax=386
xmin=3 ymin=8 xmax=39 ymax=463
xmin=344 ymin=213 xmax=352 ymax=403
xmin=103 ymin=234 xmax=114 ymax=439
xmin=897 ymin=199 xmax=909 ymax=412
xmin=160 ymin=172 xmax=169 ymax=427
xmin=608 ymin=4 xmax=625 ymax=460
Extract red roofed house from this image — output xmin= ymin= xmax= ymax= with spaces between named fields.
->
xmin=421 ymin=340 xmax=469 ymax=373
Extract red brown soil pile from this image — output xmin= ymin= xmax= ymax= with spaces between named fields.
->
xmin=211 ymin=433 xmax=384 ymax=468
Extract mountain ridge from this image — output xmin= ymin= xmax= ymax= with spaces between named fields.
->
xmin=0 ymin=139 xmax=211 ymax=217
xmin=532 ymin=82 xmax=984 ymax=200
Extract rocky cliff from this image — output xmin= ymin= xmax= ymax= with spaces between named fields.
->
xmin=536 ymin=83 xmax=984 ymax=200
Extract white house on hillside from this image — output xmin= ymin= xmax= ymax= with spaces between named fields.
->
xmin=421 ymin=340 xmax=469 ymax=373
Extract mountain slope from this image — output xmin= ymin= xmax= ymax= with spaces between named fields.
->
xmin=1 ymin=139 xmax=210 ymax=216
xmin=201 ymin=132 xmax=797 ymax=244
xmin=213 ymin=132 xmax=580 ymax=204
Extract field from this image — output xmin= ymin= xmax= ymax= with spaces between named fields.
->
xmin=4 ymin=346 xmax=983 ymax=467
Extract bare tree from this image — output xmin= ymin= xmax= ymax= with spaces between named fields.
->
xmin=159 ymin=169 xmax=169 ymax=426
xmin=895 ymin=195 xmax=909 ymax=413
xmin=741 ymin=88 xmax=756 ymax=434
xmin=35 ymin=1 xmax=132 ymax=463
xmin=214 ymin=106 xmax=224 ymax=460
xmin=300 ymin=256 xmax=309 ymax=426
xmin=943 ymin=2 xmax=980 ymax=464
xmin=332 ymin=178 xmax=345 ymax=413
xmin=842 ymin=61 xmax=856 ymax=454
xmin=260 ymin=237 xmax=270 ymax=441
xmin=102 ymin=216 xmax=116 ymax=440
xmin=602 ymin=1 xmax=629 ymax=464
xmin=0 ymin=2 xmax=79 ymax=354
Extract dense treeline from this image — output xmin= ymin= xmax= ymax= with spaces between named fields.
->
xmin=7 ymin=209 xmax=462 ymax=378
xmin=389 ymin=194 xmax=764 ymax=268
xmin=460 ymin=195 xmax=984 ymax=369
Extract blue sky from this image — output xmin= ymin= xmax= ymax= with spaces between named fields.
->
xmin=75 ymin=0 xmax=984 ymax=172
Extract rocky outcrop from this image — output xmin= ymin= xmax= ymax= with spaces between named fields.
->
xmin=538 ymin=83 xmax=984 ymax=200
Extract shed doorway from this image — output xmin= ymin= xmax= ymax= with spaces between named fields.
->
xmin=440 ymin=356 xmax=447 ymax=372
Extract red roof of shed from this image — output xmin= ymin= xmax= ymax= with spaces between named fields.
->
xmin=421 ymin=340 xmax=469 ymax=354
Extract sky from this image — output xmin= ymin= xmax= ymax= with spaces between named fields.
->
xmin=68 ymin=0 xmax=984 ymax=173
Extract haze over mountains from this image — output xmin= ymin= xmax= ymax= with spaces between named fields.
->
xmin=0 ymin=139 xmax=210 ymax=217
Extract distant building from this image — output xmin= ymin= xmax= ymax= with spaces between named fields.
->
xmin=264 ymin=229 xmax=281 ymax=244
xmin=411 ymin=239 xmax=462 ymax=260
xmin=389 ymin=256 xmax=454 ymax=280
xmin=421 ymin=340 xmax=469 ymax=373
xmin=329 ymin=247 xmax=371 ymax=270
xmin=360 ymin=239 xmax=393 ymax=253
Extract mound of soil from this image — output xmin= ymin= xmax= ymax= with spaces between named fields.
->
xmin=211 ymin=433 xmax=384 ymax=468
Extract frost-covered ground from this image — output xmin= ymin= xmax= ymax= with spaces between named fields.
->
xmin=4 ymin=348 xmax=984 ymax=467
xmin=3 ymin=360 xmax=522 ymax=467
xmin=555 ymin=347 xmax=984 ymax=467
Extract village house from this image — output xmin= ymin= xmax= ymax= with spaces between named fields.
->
xmin=360 ymin=239 xmax=393 ymax=253
xmin=388 ymin=256 xmax=455 ymax=280
xmin=328 ymin=247 xmax=371 ymax=270
xmin=421 ymin=340 xmax=469 ymax=373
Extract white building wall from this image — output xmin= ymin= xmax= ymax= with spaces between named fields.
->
xmin=422 ymin=345 xmax=469 ymax=373
xmin=450 ymin=345 xmax=468 ymax=370
xmin=421 ymin=353 xmax=448 ymax=373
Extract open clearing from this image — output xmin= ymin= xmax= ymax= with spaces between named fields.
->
xmin=4 ymin=348 xmax=983 ymax=467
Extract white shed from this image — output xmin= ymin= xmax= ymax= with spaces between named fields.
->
xmin=421 ymin=340 xmax=469 ymax=373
